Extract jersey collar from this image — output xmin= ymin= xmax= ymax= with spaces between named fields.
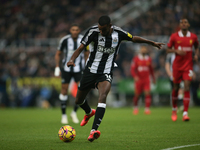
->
xmin=138 ymin=54 xmax=149 ymax=60
xmin=178 ymin=30 xmax=191 ymax=37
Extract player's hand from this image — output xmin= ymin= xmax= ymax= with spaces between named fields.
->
xmin=152 ymin=42 xmax=165 ymax=49
xmin=67 ymin=60 xmax=75 ymax=67
xmin=54 ymin=67 xmax=60 ymax=77
xmin=194 ymin=54 xmax=198 ymax=62
xmin=176 ymin=50 xmax=186 ymax=56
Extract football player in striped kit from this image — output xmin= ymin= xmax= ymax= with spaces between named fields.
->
xmin=67 ymin=15 xmax=164 ymax=142
xmin=55 ymin=24 xmax=89 ymax=124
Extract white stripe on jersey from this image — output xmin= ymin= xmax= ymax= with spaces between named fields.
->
xmin=58 ymin=34 xmax=85 ymax=73
xmin=57 ymin=35 xmax=71 ymax=50
xmin=103 ymin=31 xmax=119 ymax=73
xmin=90 ymin=34 xmax=105 ymax=73
xmin=82 ymin=27 xmax=99 ymax=45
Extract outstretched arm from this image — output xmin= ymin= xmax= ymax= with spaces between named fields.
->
xmin=166 ymin=47 xmax=186 ymax=55
xmin=132 ymin=36 xmax=165 ymax=49
xmin=67 ymin=44 xmax=85 ymax=67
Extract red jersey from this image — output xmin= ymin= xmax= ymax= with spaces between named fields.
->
xmin=130 ymin=54 xmax=155 ymax=80
xmin=167 ymin=30 xmax=199 ymax=71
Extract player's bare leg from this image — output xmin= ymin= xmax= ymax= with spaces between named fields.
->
xmin=182 ymin=80 xmax=191 ymax=121
xmin=88 ymin=81 xmax=111 ymax=142
xmin=133 ymin=92 xmax=140 ymax=115
xmin=144 ymin=90 xmax=151 ymax=115
xmin=171 ymin=83 xmax=179 ymax=121
xmin=60 ymin=83 xmax=69 ymax=124
xmin=70 ymin=81 xmax=80 ymax=124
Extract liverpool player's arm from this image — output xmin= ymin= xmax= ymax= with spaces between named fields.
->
xmin=194 ymin=45 xmax=199 ymax=62
xmin=166 ymin=47 xmax=186 ymax=55
xmin=130 ymin=58 xmax=139 ymax=81
xmin=149 ymin=63 xmax=156 ymax=84
xmin=132 ymin=36 xmax=165 ymax=49
xmin=67 ymin=44 xmax=85 ymax=67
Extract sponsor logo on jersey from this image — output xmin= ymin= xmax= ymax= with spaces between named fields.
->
xmin=138 ymin=66 xmax=149 ymax=72
xmin=190 ymin=39 xmax=193 ymax=45
xmin=181 ymin=47 xmax=193 ymax=51
xmin=97 ymin=45 xmax=115 ymax=54
xmin=177 ymin=41 xmax=181 ymax=43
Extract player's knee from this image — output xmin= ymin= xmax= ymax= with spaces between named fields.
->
xmin=61 ymin=89 xmax=68 ymax=95
xmin=184 ymin=86 xmax=190 ymax=92
xmin=173 ymin=85 xmax=179 ymax=91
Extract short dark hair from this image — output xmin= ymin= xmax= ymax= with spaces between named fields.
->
xmin=180 ymin=16 xmax=189 ymax=22
xmin=70 ymin=23 xmax=80 ymax=28
xmin=98 ymin=15 xmax=111 ymax=26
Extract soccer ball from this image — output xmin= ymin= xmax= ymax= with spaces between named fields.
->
xmin=58 ymin=125 xmax=76 ymax=142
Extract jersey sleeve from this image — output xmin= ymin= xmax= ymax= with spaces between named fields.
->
xmin=167 ymin=34 xmax=175 ymax=48
xmin=118 ymin=28 xmax=133 ymax=41
xmin=149 ymin=58 xmax=155 ymax=80
xmin=57 ymin=38 xmax=66 ymax=51
xmin=81 ymin=27 xmax=96 ymax=46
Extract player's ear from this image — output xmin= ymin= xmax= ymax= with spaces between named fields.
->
xmin=70 ymin=27 xmax=73 ymax=33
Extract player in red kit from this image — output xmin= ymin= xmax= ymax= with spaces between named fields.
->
xmin=131 ymin=46 xmax=155 ymax=115
xmin=167 ymin=18 xmax=199 ymax=122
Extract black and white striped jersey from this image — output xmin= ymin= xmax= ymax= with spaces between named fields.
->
xmin=57 ymin=34 xmax=85 ymax=73
xmin=81 ymin=25 xmax=133 ymax=74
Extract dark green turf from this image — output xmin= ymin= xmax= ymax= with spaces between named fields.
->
xmin=0 ymin=107 xmax=200 ymax=150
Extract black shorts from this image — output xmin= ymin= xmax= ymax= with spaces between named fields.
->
xmin=61 ymin=69 xmax=82 ymax=84
xmin=78 ymin=68 xmax=113 ymax=91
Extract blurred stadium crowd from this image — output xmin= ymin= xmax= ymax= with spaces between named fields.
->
xmin=0 ymin=0 xmax=200 ymax=107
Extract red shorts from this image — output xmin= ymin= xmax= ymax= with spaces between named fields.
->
xmin=134 ymin=79 xmax=150 ymax=95
xmin=173 ymin=69 xmax=193 ymax=83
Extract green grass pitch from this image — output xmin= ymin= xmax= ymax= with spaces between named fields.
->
xmin=0 ymin=107 xmax=200 ymax=150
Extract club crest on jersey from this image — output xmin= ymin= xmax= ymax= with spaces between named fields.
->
xmin=112 ymin=37 xmax=118 ymax=44
xmin=97 ymin=45 xmax=115 ymax=54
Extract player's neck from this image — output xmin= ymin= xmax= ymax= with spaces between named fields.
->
xmin=72 ymin=37 xmax=78 ymax=41
xmin=181 ymin=29 xmax=188 ymax=36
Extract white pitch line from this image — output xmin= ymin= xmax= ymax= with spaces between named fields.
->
xmin=161 ymin=144 xmax=200 ymax=150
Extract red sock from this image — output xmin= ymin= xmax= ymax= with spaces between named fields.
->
xmin=172 ymin=89 xmax=178 ymax=109
xmin=145 ymin=95 xmax=151 ymax=108
xmin=133 ymin=96 xmax=139 ymax=107
xmin=183 ymin=91 xmax=190 ymax=112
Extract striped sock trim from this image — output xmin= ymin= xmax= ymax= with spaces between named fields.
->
xmin=59 ymin=94 xmax=68 ymax=101
xmin=97 ymin=103 xmax=106 ymax=108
